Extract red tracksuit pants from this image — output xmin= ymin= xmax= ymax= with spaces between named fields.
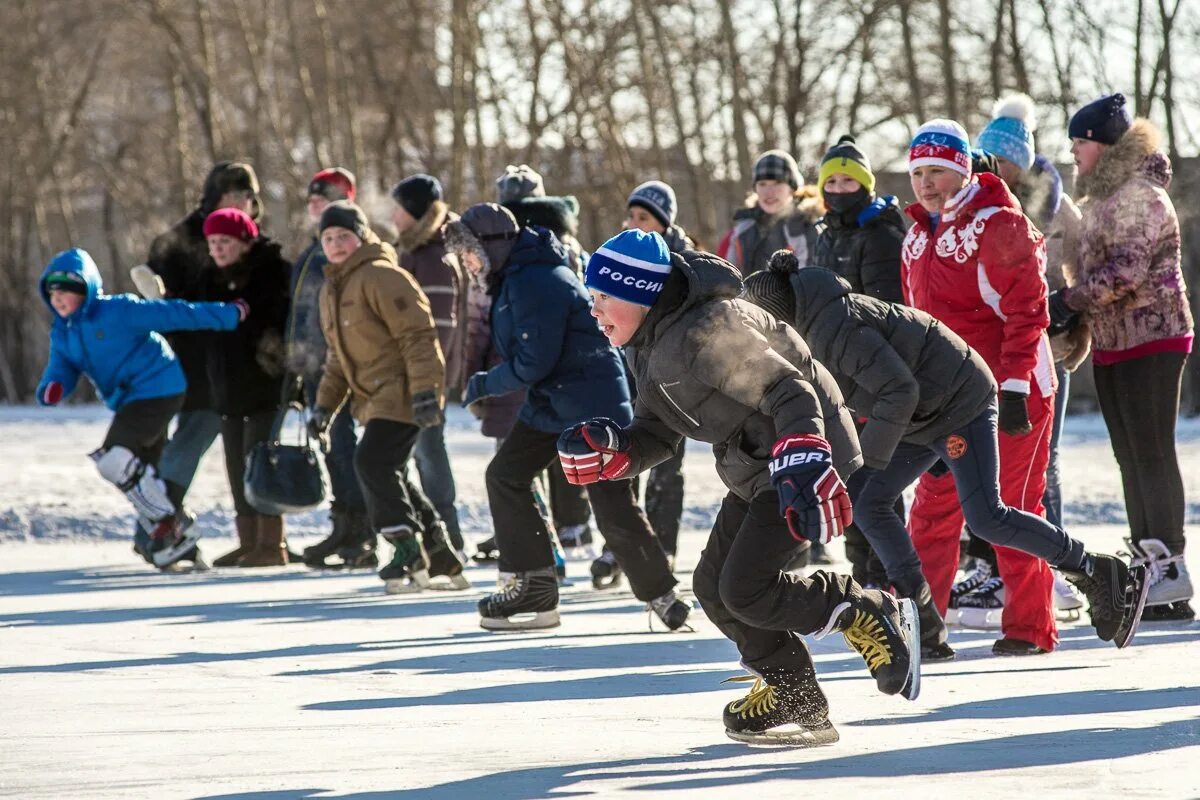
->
xmin=909 ymin=394 xmax=1057 ymax=652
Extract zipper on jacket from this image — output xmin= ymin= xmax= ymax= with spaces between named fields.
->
xmin=658 ymin=382 xmax=699 ymax=427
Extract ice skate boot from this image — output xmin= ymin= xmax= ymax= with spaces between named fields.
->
xmin=1125 ymin=538 xmax=1192 ymax=608
xmin=590 ymin=549 xmax=623 ymax=589
xmin=647 ymin=590 xmax=693 ymax=632
xmin=558 ymin=523 xmax=597 ymax=560
xmin=1062 ymin=553 xmax=1149 ymax=648
xmin=379 ymin=528 xmax=431 ymax=594
xmin=473 ymin=535 xmax=499 ymax=563
xmin=335 ymin=513 xmax=378 ymax=569
xmin=815 ymin=588 xmax=920 ymax=700
xmin=147 ymin=510 xmax=201 ymax=570
xmin=1141 ymin=600 xmax=1194 ymax=622
xmin=992 ymin=637 xmax=1047 ymax=656
xmin=722 ymin=640 xmax=838 ymax=746
xmin=956 ymin=576 xmax=1004 ymax=630
xmin=424 ymin=542 xmax=471 ymax=591
xmin=1053 ymin=570 xmax=1084 ymax=621
xmin=947 ymin=558 xmax=993 ymax=626
xmin=479 ymin=567 xmax=560 ymax=630
xmin=302 ymin=509 xmax=352 ymax=568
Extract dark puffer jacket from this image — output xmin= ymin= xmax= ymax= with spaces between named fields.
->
xmin=478 ymin=226 xmax=631 ymax=433
xmin=502 ymin=195 xmax=588 ymax=275
xmin=747 ymin=262 xmax=995 ymax=470
xmin=198 ymin=238 xmax=291 ymax=418
xmin=623 ymin=250 xmax=860 ymax=502
xmin=811 ymin=195 xmax=908 ymax=303
xmin=285 ymin=237 xmax=328 ymax=405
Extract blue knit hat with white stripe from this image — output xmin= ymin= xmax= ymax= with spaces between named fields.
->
xmin=585 ymin=229 xmax=673 ymax=308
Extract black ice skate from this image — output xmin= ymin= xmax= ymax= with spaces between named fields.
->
xmin=147 ymin=510 xmax=201 ymax=570
xmin=590 ymin=549 xmax=623 ymax=590
xmin=647 ymin=590 xmax=692 ymax=632
xmin=815 ymin=589 xmax=920 ymax=700
xmin=558 ymin=523 xmax=597 ymax=560
xmin=302 ymin=509 xmax=353 ymax=568
xmin=473 ymin=535 xmax=500 ymax=563
xmin=479 ymin=567 xmax=560 ymax=630
xmin=1141 ymin=600 xmax=1194 ymax=622
xmin=1062 ymin=553 xmax=1149 ymax=648
xmin=907 ymin=581 xmax=955 ymax=663
xmin=722 ymin=673 xmax=839 ymax=747
xmin=379 ymin=529 xmax=431 ymax=594
xmin=335 ymin=514 xmax=379 ymax=569
xmin=425 ymin=544 xmax=471 ymax=591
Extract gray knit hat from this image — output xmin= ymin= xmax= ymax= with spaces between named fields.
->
xmin=495 ymin=164 xmax=545 ymax=204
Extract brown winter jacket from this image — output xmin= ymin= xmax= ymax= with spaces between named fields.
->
xmin=316 ymin=232 xmax=445 ymax=425
xmin=1068 ymin=119 xmax=1193 ymax=356
xmin=396 ymin=201 xmax=469 ymax=395
xmin=1042 ymin=192 xmax=1090 ymax=369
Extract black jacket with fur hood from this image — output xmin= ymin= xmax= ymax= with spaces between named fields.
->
xmin=623 ymin=250 xmax=861 ymax=502
xmin=745 ymin=257 xmax=996 ymax=470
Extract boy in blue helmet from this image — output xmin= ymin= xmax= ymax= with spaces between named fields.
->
xmin=37 ymin=248 xmax=246 ymax=568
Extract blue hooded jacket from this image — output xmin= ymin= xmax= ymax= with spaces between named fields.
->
xmin=480 ymin=227 xmax=632 ymax=433
xmin=37 ymin=248 xmax=240 ymax=411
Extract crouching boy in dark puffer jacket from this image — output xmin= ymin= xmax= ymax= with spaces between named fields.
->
xmin=558 ymin=229 xmax=922 ymax=746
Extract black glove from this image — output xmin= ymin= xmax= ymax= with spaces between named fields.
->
xmin=307 ymin=407 xmax=332 ymax=444
xmin=411 ymin=389 xmax=443 ymax=429
xmin=1047 ymin=289 xmax=1079 ymax=337
xmin=997 ymin=391 xmax=1032 ymax=436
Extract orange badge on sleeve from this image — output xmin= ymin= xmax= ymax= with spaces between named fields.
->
xmin=945 ymin=434 xmax=968 ymax=459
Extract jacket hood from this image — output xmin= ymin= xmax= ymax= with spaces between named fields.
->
xmin=505 ymin=226 xmax=571 ymax=271
xmin=630 ymin=250 xmax=743 ymax=348
xmin=734 ymin=188 xmax=826 ymax=226
xmin=503 ymin=195 xmax=580 ymax=236
xmin=396 ymin=200 xmax=452 ymax=254
xmin=41 ymin=248 xmax=102 ymax=314
xmin=790 ymin=267 xmax=854 ymax=338
xmin=1076 ymin=118 xmax=1170 ymax=201
xmin=1015 ymin=154 xmax=1063 ymax=226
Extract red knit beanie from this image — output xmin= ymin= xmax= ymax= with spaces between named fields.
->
xmin=203 ymin=208 xmax=259 ymax=241
xmin=309 ymin=167 xmax=357 ymax=202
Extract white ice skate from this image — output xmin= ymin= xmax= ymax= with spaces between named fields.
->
xmin=1125 ymin=538 xmax=1192 ymax=607
xmin=1053 ymin=570 xmax=1084 ymax=621
xmin=955 ymin=576 xmax=1004 ymax=630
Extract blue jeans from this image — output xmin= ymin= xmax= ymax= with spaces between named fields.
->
xmin=853 ymin=403 xmax=1085 ymax=594
xmin=1042 ymin=364 xmax=1069 ymax=530
xmin=326 ymin=405 xmax=367 ymax=513
xmin=157 ymin=410 xmax=221 ymax=493
xmin=414 ymin=422 xmax=463 ymax=549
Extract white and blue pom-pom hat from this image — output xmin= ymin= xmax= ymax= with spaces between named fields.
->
xmin=585 ymin=229 xmax=673 ymax=308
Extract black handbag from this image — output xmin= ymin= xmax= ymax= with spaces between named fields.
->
xmin=244 ymin=395 xmax=330 ymax=516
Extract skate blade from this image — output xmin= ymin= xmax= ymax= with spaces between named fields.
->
xmin=480 ymin=609 xmax=561 ymax=631
xmin=1055 ymin=609 xmax=1081 ymax=623
xmin=956 ymin=607 xmax=1003 ymax=630
xmin=152 ymin=529 xmax=203 ymax=568
xmin=725 ymin=720 xmax=839 ymax=747
xmin=384 ymin=579 xmax=424 ymax=595
xmin=898 ymin=597 xmax=921 ymax=701
xmin=426 ymin=574 xmax=471 ymax=591
xmin=1114 ymin=564 xmax=1151 ymax=649
xmin=591 ymin=575 xmax=623 ymax=590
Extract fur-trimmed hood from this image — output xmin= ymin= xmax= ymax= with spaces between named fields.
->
xmin=395 ymin=200 xmax=453 ymax=255
xmin=737 ymin=185 xmax=825 ymax=225
xmin=1076 ymin=119 xmax=1171 ymax=202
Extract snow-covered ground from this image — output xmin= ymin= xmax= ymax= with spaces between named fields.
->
xmin=2 ymin=406 xmax=1199 ymax=798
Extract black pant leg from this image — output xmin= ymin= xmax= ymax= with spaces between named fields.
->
xmin=645 ymin=445 xmax=685 ymax=557
xmin=485 ymin=420 xmax=558 ymax=572
xmin=585 ymin=478 xmax=676 ymax=601
xmin=548 ymin=459 xmax=591 ymax=529
xmin=102 ymin=394 xmax=185 ymax=465
xmin=353 ymin=418 xmax=422 ymax=533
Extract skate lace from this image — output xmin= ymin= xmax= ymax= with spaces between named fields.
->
xmin=951 ymin=560 xmax=992 ymax=597
xmin=841 ymin=610 xmax=894 ymax=672
xmin=1120 ymin=539 xmax=1181 ymax=589
xmin=722 ymin=676 xmax=778 ymax=719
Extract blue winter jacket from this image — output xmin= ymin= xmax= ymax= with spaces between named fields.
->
xmin=480 ymin=227 xmax=632 ymax=433
xmin=37 ymin=248 xmax=241 ymax=411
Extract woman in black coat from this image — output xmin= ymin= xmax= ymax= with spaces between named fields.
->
xmin=199 ymin=208 xmax=291 ymax=568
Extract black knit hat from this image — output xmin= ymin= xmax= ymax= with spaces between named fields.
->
xmin=742 ymin=250 xmax=797 ymax=322
xmin=391 ymin=174 xmax=444 ymax=221
xmin=1068 ymin=93 xmax=1132 ymax=145
xmin=319 ymin=200 xmax=371 ymax=241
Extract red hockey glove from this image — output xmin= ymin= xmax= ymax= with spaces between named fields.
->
xmin=557 ymin=418 xmax=632 ymax=485
xmin=40 ymin=381 xmax=64 ymax=406
xmin=768 ymin=433 xmax=852 ymax=545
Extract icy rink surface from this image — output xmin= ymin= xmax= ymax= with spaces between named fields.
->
xmin=2 ymin=406 xmax=1199 ymax=798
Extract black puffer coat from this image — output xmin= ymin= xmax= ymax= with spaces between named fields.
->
xmin=811 ymin=195 xmax=908 ymax=304
xmin=199 ymin=238 xmax=291 ymax=418
xmin=623 ymin=250 xmax=861 ymax=502
xmin=746 ymin=262 xmax=996 ymax=470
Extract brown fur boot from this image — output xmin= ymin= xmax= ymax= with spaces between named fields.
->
xmin=214 ymin=515 xmax=258 ymax=567
xmin=237 ymin=515 xmax=287 ymax=567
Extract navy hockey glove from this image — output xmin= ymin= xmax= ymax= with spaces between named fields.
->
xmin=769 ymin=433 xmax=852 ymax=545
xmin=462 ymin=371 xmax=489 ymax=407
xmin=557 ymin=418 xmax=632 ymax=485
xmin=1047 ymin=289 xmax=1079 ymax=337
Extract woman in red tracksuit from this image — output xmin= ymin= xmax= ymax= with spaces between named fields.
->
xmin=900 ymin=120 xmax=1059 ymax=654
